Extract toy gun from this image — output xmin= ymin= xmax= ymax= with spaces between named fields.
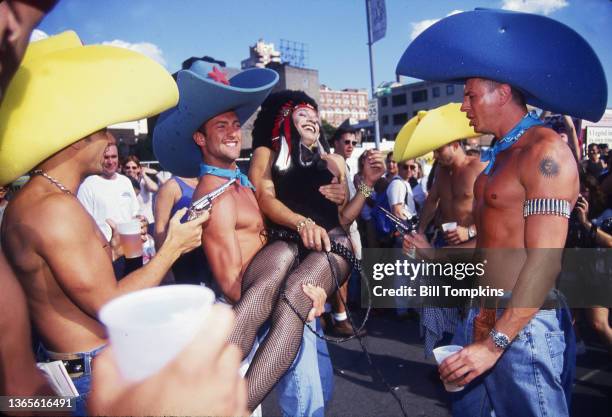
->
xmin=376 ymin=205 xmax=418 ymax=236
xmin=187 ymin=178 xmax=236 ymax=221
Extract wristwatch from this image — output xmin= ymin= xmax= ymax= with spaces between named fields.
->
xmin=489 ymin=328 xmax=511 ymax=350
xmin=467 ymin=225 xmax=477 ymax=239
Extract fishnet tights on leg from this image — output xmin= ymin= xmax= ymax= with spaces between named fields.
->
xmin=245 ymin=232 xmax=352 ymax=411
xmin=228 ymin=240 xmax=298 ymax=359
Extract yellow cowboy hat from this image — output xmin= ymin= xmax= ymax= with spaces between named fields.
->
xmin=393 ymin=103 xmax=478 ymax=163
xmin=0 ymin=31 xmax=179 ymax=185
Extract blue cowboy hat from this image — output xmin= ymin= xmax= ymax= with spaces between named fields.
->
xmin=153 ymin=61 xmax=279 ymax=177
xmin=396 ymin=8 xmax=607 ymax=122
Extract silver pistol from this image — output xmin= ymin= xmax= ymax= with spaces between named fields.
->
xmin=187 ymin=178 xmax=236 ymax=221
xmin=376 ymin=205 xmax=418 ymax=235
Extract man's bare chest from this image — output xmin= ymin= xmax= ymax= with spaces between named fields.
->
xmin=438 ymin=169 xmax=475 ymax=204
xmin=233 ymin=189 xmax=265 ymax=230
xmin=475 ymin=151 xmax=525 ymax=211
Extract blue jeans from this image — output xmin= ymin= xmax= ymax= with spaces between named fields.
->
xmin=38 ymin=344 xmax=106 ymax=417
xmin=276 ymin=319 xmax=334 ymax=417
xmin=450 ymin=308 xmax=575 ymax=417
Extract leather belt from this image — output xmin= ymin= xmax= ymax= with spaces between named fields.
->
xmin=45 ymin=351 xmax=90 ymax=378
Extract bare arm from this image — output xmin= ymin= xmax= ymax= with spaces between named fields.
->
xmin=249 ymin=147 xmax=331 ymax=251
xmin=336 ymin=150 xmax=385 ymax=226
xmin=33 ymin=198 xmax=207 ymax=317
xmin=249 ymin=147 xmax=304 ymax=230
xmin=198 ymin=189 xmax=243 ymax=304
xmin=0 ymin=249 xmax=53 ymax=397
xmin=153 ymin=179 xmax=180 ymax=250
xmin=495 ymin=136 xmax=578 ymax=338
xmin=440 ymin=133 xmax=579 ymax=387
xmin=141 ymin=168 xmax=160 ymax=193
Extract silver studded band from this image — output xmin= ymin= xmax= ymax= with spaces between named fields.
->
xmin=523 ymin=198 xmax=571 ymax=219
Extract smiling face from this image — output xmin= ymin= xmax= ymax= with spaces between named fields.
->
xmin=292 ymin=105 xmax=320 ymax=147
xmin=194 ymin=111 xmax=242 ymax=167
xmin=123 ymin=160 xmax=140 ymax=180
xmin=102 ymin=142 xmax=119 ymax=178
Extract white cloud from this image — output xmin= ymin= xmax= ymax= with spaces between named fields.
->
xmin=29 ymin=29 xmax=49 ymax=42
xmin=501 ymin=0 xmax=569 ymax=15
xmin=101 ymin=40 xmax=167 ymax=67
xmin=410 ymin=10 xmax=463 ymax=41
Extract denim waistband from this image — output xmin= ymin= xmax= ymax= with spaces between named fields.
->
xmin=39 ymin=344 xmax=106 ymax=377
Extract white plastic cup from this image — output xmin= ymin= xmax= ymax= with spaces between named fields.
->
xmin=433 ymin=345 xmax=464 ymax=392
xmin=99 ymin=285 xmax=215 ymax=381
xmin=116 ymin=220 xmax=143 ymax=258
xmin=441 ymin=222 xmax=458 ymax=233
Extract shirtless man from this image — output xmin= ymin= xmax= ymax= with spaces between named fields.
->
xmin=0 ymin=33 xmax=206 ymax=411
xmin=417 ymin=140 xmax=485 ymax=246
xmin=405 ymin=78 xmax=579 ymax=416
xmin=395 ymin=7 xmax=609 ymax=414
xmin=152 ymin=63 xmax=338 ymax=415
xmin=0 ymin=0 xmax=59 ymax=398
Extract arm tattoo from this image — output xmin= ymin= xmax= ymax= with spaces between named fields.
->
xmin=539 ymin=157 xmax=560 ymax=178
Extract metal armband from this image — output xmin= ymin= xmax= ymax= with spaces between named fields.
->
xmin=522 ymin=198 xmax=571 ymax=219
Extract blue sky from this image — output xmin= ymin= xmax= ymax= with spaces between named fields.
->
xmin=38 ymin=0 xmax=611 ymax=106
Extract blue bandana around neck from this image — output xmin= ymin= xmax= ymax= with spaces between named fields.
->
xmin=199 ymin=163 xmax=255 ymax=190
xmin=481 ymin=111 xmax=543 ymax=175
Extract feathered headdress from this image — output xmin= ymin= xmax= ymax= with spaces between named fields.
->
xmin=253 ymin=90 xmax=328 ymax=172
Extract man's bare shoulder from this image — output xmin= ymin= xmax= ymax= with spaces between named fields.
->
xmin=466 ymin=155 xmax=487 ymax=174
xmin=518 ymin=126 xmax=579 ymax=199
xmin=519 ymin=126 xmax=577 ymax=166
xmin=197 ymin=176 xmax=241 ymax=230
xmin=5 ymin=191 xmax=92 ymax=243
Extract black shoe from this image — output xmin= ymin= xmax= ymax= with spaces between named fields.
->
xmin=332 ymin=319 xmax=367 ymax=337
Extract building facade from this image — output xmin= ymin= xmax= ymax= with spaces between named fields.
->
xmin=377 ymin=80 xmax=465 ymax=140
xmin=241 ymin=39 xmax=281 ymax=69
xmin=319 ymin=85 xmax=369 ymax=127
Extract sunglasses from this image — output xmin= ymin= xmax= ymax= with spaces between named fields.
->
xmin=401 ymin=164 xmax=417 ymax=170
xmin=344 ymin=140 xmax=358 ymax=146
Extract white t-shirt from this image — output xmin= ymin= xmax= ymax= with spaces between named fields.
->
xmin=77 ymin=174 xmax=141 ymax=241
xmin=386 ymin=175 xmax=417 ymax=219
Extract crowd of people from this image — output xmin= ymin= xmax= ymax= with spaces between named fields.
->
xmin=0 ymin=2 xmax=609 ymax=417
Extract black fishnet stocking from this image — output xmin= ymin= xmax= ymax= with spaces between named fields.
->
xmin=228 ymin=240 xmax=298 ymax=359
xmin=244 ymin=230 xmax=352 ymax=411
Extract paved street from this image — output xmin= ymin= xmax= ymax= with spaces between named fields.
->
xmin=264 ymin=310 xmax=611 ymax=417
